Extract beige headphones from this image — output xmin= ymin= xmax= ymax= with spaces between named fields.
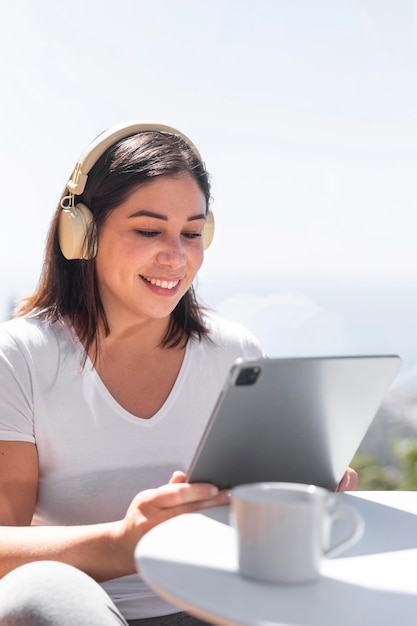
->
xmin=58 ymin=121 xmax=215 ymax=260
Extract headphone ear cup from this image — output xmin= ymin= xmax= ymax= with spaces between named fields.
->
xmin=203 ymin=209 xmax=215 ymax=250
xmin=58 ymin=203 xmax=97 ymax=260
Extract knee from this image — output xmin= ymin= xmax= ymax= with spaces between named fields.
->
xmin=0 ymin=561 xmax=97 ymax=624
xmin=0 ymin=561 xmax=126 ymax=626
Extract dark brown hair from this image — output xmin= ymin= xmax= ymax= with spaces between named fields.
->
xmin=16 ymin=130 xmax=212 ymax=358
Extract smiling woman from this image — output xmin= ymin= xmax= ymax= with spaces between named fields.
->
xmin=0 ymin=120 xmax=356 ymax=625
xmin=0 ymin=121 xmax=266 ymax=625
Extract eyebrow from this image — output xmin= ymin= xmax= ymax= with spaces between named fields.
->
xmin=128 ymin=210 xmax=206 ymax=222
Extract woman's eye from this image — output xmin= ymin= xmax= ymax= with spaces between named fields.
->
xmin=183 ymin=232 xmax=202 ymax=240
xmin=134 ymin=229 xmax=202 ymax=240
xmin=136 ymin=230 xmax=159 ymax=238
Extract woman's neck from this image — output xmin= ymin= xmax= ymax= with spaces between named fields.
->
xmin=88 ymin=314 xmax=173 ymax=365
xmin=92 ymin=316 xmax=186 ymax=419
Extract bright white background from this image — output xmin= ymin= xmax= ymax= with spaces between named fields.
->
xmin=0 ymin=1 xmax=416 ymax=398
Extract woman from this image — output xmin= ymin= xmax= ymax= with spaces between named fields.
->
xmin=0 ymin=122 xmax=357 ymax=625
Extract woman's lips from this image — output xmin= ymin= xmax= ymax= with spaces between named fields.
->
xmin=140 ymin=275 xmax=181 ymax=290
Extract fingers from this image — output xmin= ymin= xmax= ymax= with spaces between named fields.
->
xmin=122 ymin=477 xmax=230 ymax=554
xmin=141 ymin=480 xmax=220 ymax=510
xmin=168 ymin=470 xmax=187 ymax=484
xmin=167 ymin=471 xmax=229 ymax=508
xmin=337 ymin=467 xmax=359 ymax=492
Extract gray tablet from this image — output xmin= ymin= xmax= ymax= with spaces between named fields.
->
xmin=186 ymin=355 xmax=401 ymax=490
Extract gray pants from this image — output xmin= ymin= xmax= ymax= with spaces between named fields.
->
xmin=0 ymin=561 xmax=211 ymax=626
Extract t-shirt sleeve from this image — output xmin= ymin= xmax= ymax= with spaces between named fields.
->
xmin=238 ymin=325 xmax=268 ymax=359
xmin=0 ymin=326 xmax=35 ymax=442
xmin=211 ymin=313 xmax=268 ymax=359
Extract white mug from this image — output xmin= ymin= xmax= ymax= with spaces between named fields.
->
xmin=231 ymin=482 xmax=364 ymax=584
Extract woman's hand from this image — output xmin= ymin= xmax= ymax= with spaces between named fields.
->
xmin=116 ymin=471 xmax=229 ymax=565
xmin=336 ymin=467 xmax=358 ymax=491
xmin=0 ymin=466 xmax=229 ymax=582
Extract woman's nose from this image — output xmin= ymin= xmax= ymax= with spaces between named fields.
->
xmin=156 ymin=236 xmax=186 ymax=267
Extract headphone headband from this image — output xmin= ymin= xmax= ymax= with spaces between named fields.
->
xmin=66 ymin=121 xmax=203 ymax=196
xmin=59 ymin=121 xmax=214 ymax=259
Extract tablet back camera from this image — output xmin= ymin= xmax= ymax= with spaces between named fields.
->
xmin=235 ymin=366 xmax=261 ymax=386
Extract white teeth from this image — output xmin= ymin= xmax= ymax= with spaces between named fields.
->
xmin=143 ymin=276 xmax=179 ymax=289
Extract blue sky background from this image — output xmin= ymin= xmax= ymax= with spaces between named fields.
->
xmin=0 ymin=1 xmax=416 ymax=386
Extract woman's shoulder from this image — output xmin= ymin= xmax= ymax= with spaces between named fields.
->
xmin=0 ymin=316 xmax=44 ymax=344
xmin=202 ymin=311 xmax=267 ymax=356
xmin=0 ymin=315 xmax=76 ymax=358
xmin=184 ymin=312 xmax=266 ymax=389
xmin=1 ymin=315 xmax=52 ymax=340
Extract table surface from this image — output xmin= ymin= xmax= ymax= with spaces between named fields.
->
xmin=135 ymin=491 xmax=417 ymax=626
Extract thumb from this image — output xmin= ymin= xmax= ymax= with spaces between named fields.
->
xmin=169 ymin=470 xmax=187 ymax=484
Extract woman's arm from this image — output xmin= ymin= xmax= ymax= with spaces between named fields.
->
xmin=0 ymin=442 xmax=229 ymax=581
xmin=0 ymin=441 xmax=38 ymax=526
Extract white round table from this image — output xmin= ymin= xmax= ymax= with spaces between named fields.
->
xmin=135 ymin=491 xmax=417 ymax=626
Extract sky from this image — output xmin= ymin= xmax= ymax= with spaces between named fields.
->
xmin=0 ymin=0 xmax=417 ymax=382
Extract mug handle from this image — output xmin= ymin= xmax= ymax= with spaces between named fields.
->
xmin=325 ymin=505 xmax=365 ymax=558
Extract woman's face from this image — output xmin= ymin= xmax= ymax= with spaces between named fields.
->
xmin=95 ymin=173 xmax=207 ymax=331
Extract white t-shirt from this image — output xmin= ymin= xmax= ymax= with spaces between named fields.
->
xmin=0 ymin=312 xmax=265 ymax=619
